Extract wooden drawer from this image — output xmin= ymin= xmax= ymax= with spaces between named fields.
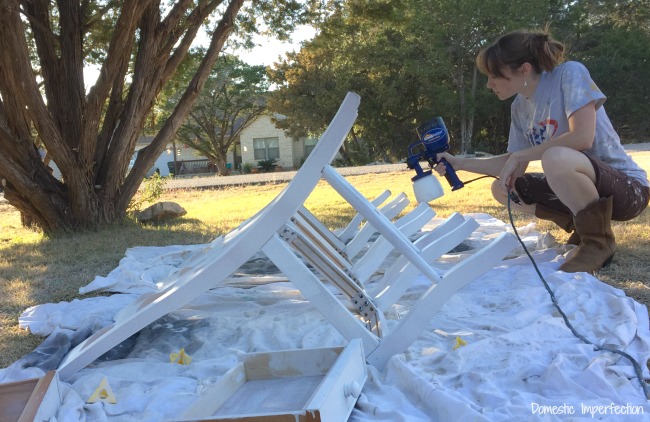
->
xmin=176 ymin=339 xmax=366 ymax=422
xmin=0 ymin=371 xmax=61 ymax=422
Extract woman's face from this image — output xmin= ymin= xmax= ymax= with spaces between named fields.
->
xmin=486 ymin=67 xmax=524 ymax=100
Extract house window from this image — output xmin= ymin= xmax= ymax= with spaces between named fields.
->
xmin=304 ymin=138 xmax=318 ymax=157
xmin=253 ymin=137 xmax=280 ymax=161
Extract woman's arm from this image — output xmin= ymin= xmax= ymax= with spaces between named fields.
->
xmin=436 ymin=101 xmax=596 ymax=190
xmin=507 ymin=101 xmax=596 ymax=165
xmin=436 ymin=152 xmax=511 ymax=178
xmin=498 ymin=101 xmax=597 ymax=191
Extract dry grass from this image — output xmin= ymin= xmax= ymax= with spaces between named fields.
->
xmin=0 ymin=151 xmax=649 ymax=369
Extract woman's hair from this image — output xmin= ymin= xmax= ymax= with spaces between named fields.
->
xmin=476 ymin=30 xmax=565 ymax=78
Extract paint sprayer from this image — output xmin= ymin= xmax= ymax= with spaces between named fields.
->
xmin=407 ymin=117 xmax=464 ymax=203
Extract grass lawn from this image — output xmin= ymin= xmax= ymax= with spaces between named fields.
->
xmin=1 ymin=150 xmax=649 ymax=369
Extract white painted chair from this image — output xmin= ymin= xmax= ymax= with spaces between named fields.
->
xmin=291 ymin=191 xmax=411 ymax=265
xmin=58 ymin=92 xmax=363 ymax=380
xmin=267 ymin=168 xmax=517 ymax=368
xmin=290 ymin=200 xmax=492 ymax=312
xmin=337 ymin=189 xmax=392 ymax=244
xmin=57 ymin=92 xmax=517 ymax=381
xmin=292 ymin=201 xmax=434 ymax=283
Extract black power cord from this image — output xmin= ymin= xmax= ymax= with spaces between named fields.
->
xmin=447 ymin=172 xmax=649 ymax=398
xmin=506 ymin=193 xmax=650 ymax=400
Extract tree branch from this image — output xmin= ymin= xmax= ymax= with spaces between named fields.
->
xmin=159 ymin=0 xmax=195 ymax=36
xmin=161 ymin=1 xmax=225 ymax=80
xmin=85 ymin=0 xmax=152 ymax=129
xmin=56 ymin=0 xmax=86 ymax=150
xmin=0 ymin=0 xmax=70 ymax=168
xmin=94 ymin=58 xmax=129 ymax=167
xmin=117 ymin=0 xmax=245 ymax=211
xmin=0 ymin=98 xmax=67 ymax=232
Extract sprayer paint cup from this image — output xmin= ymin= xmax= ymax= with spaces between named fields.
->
xmin=413 ymin=173 xmax=444 ymax=203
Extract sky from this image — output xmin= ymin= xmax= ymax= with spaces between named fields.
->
xmin=233 ymin=25 xmax=316 ymax=66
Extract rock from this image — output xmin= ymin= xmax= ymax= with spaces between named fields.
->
xmin=137 ymin=201 xmax=187 ymax=223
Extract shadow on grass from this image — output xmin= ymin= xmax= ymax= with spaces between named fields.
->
xmin=15 ymin=218 xmax=222 ymax=298
xmin=0 ymin=215 xmax=228 ymax=368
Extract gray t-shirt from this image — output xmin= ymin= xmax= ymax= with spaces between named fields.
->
xmin=508 ymin=61 xmax=649 ymax=187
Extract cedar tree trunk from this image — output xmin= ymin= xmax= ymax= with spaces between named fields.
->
xmin=0 ymin=0 xmax=244 ymax=232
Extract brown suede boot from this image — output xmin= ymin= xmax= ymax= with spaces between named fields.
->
xmin=534 ymin=203 xmax=580 ymax=245
xmin=559 ymin=197 xmax=616 ymax=274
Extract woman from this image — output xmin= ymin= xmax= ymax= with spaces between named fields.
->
xmin=435 ymin=29 xmax=649 ymax=274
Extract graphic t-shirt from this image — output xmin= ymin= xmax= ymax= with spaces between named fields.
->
xmin=507 ymin=61 xmax=649 ymax=187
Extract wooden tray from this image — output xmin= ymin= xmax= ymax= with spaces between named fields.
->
xmin=176 ymin=339 xmax=366 ymax=422
xmin=0 ymin=371 xmax=61 ymax=422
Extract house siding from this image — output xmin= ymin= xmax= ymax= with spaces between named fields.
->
xmin=239 ymin=115 xmax=304 ymax=170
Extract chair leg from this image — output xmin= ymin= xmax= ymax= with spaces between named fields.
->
xmin=262 ymin=234 xmax=380 ymax=354
xmin=371 ymin=213 xmax=477 ymax=310
xmin=366 ymin=232 xmax=518 ymax=369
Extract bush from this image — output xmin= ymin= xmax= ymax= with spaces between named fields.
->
xmin=257 ymin=158 xmax=276 ymax=172
xmin=128 ymin=172 xmax=167 ymax=212
xmin=241 ymin=162 xmax=253 ymax=174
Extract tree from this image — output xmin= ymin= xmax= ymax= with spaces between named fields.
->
xmin=268 ymin=0 xmax=550 ymax=162
xmin=269 ymin=0 xmax=435 ymax=164
xmin=175 ymin=55 xmax=269 ymax=176
xmin=0 ymin=0 xmax=313 ymax=233
xmin=552 ymin=0 xmax=650 ymax=141
xmin=367 ymin=0 xmax=548 ymax=154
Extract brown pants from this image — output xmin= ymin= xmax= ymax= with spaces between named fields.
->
xmin=514 ymin=154 xmax=650 ymax=221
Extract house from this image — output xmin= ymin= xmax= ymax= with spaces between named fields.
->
xmin=45 ymin=114 xmax=315 ymax=180
xmin=132 ymin=115 xmax=317 ymax=175
xmin=46 ymin=137 xmax=200 ymax=180
xmin=237 ymin=114 xmax=317 ymax=171
xmin=49 ymin=115 xmax=314 ymax=179
xmin=132 ymin=136 xmax=202 ymax=177
xmin=130 ymin=114 xmax=319 ymax=174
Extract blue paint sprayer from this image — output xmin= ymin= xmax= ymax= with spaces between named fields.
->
xmin=407 ymin=117 xmax=464 ymax=203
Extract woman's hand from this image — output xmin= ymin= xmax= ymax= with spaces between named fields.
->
xmin=433 ymin=152 xmax=458 ymax=176
xmin=498 ymin=153 xmax=528 ymax=193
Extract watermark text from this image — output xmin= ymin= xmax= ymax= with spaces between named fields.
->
xmin=530 ymin=402 xmax=644 ymax=418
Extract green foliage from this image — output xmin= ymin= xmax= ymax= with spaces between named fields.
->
xmin=267 ymin=0 xmax=421 ymax=162
xmin=242 ymin=162 xmax=254 ymax=174
xmin=267 ymin=0 xmax=550 ymax=161
xmin=569 ymin=25 xmax=650 ymax=140
xmin=128 ymin=173 xmax=167 ymax=212
xmin=257 ymin=158 xmax=277 ymax=172
xmin=156 ymin=54 xmax=270 ymax=176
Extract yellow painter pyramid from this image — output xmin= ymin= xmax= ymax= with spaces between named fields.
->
xmin=452 ymin=336 xmax=467 ymax=350
xmin=170 ymin=348 xmax=192 ymax=365
xmin=87 ymin=377 xmax=117 ymax=404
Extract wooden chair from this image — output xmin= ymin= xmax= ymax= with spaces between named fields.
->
xmin=0 ymin=371 xmax=61 ymax=422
